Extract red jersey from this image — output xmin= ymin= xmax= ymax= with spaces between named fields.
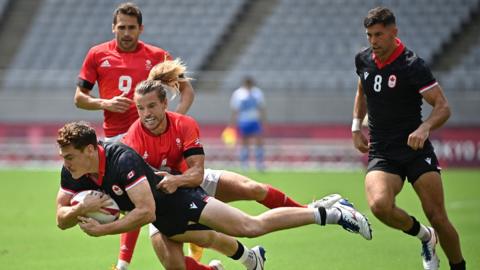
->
xmin=77 ymin=40 xmax=171 ymax=137
xmin=122 ymin=111 xmax=204 ymax=173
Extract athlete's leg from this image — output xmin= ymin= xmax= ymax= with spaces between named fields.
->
xmin=171 ymin=230 xmax=238 ymax=256
xmin=214 ymin=170 xmax=303 ymax=208
xmin=214 ymin=170 xmax=266 ymax=202
xmin=197 ymin=197 xmax=371 ymax=239
xmin=115 ymin=227 xmax=141 ymax=270
xmin=150 ymin=229 xmax=217 ymax=270
xmin=365 ymin=170 xmax=413 ymax=230
xmin=170 ymin=230 xmax=265 ymax=269
xmin=239 ymin=136 xmax=250 ymax=169
xmin=253 ymin=134 xmax=265 ymax=171
xmin=150 ymin=232 xmax=186 ymax=270
xmin=199 ymin=198 xmax=315 ymax=237
xmin=413 ymin=171 xmax=465 ymax=266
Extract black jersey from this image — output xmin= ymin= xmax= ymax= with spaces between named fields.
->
xmin=355 ymin=39 xmax=437 ymax=159
xmin=60 ymin=142 xmax=163 ymax=211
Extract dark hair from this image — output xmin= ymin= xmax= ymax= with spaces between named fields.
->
xmin=364 ymin=7 xmax=396 ymax=28
xmin=135 ymin=80 xmax=167 ymax=102
xmin=57 ymin=121 xmax=97 ymax=150
xmin=243 ymin=76 xmax=255 ymax=87
xmin=113 ymin=2 xmax=142 ymax=25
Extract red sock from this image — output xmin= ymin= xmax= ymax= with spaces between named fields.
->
xmin=185 ymin=256 xmax=214 ymax=270
xmin=258 ymin=185 xmax=304 ymax=208
xmin=118 ymin=228 xmax=141 ymax=263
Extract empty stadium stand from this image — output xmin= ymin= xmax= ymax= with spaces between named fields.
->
xmin=223 ymin=0 xmax=480 ymax=93
xmin=1 ymin=0 xmax=246 ymax=91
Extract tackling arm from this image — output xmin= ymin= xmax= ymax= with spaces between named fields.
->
xmin=175 ymin=81 xmax=195 ymax=114
xmin=156 ymin=155 xmax=205 ymax=193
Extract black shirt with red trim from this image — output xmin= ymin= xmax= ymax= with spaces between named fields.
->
xmin=60 ymin=142 xmax=162 ymax=211
xmin=355 ymin=39 xmax=437 ymax=159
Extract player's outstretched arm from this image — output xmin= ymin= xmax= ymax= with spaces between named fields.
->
xmin=176 ymin=81 xmax=195 ymax=114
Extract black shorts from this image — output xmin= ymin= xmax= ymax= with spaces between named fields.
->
xmin=152 ymin=187 xmax=212 ymax=237
xmin=367 ymin=149 xmax=441 ymax=184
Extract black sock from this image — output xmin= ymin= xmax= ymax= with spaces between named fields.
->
xmin=318 ymin=207 xmax=326 ymax=226
xmin=229 ymin=240 xmax=245 ymax=260
xmin=403 ymin=216 xmax=420 ymax=236
xmin=449 ymin=259 xmax=466 ymax=270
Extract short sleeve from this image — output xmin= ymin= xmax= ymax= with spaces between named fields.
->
xmin=230 ymin=90 xmax=240 ymax=110
xmin=255 ymin=88 xmax=265 ymax=107
xmin=116 ymin=150 xmax=149 ymax=191
xmin=77 ymin=48 xmax=98 ymax=90
xmin=60 ymin=167 xmax=77 ymax=195
xmin=121 ymin=123 xmax=143 ymax=155
xmin=409 ymin=58 xmax=437 ymax=93
xmin=179 ymin=116 xmax=204 ymax=158
xmin=355 ymin=52 xmax=363 ymax=77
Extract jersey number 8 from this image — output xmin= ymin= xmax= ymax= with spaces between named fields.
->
xmin=373 ymin=75 xmax=382 ymax=92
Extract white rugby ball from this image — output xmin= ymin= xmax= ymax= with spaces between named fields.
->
xmin=70 ymin=190 xmax=120 ymax=224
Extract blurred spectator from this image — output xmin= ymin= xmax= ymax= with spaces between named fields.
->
xmin=229 ymin=77 xmax=266 ymax=171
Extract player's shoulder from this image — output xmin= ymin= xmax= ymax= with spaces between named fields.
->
xmin=402 ymin=47 xmax=428 ymax=69
xmin=232 ymin=87 xmax=247 ymax=97
xmin=167 ymin=111 xmax=197 ymax=127
xmin=123 ymin=119 xmax=145 ymax=144
xmin=140 ymin=41 xmax=170 ymax=56
xmin=104 ymin=141 xmax=141 ymax=163
xmin=88 ymin=40 xmax=115 ymax=54
xmin=355 ymin=46 xmax=372 ymax=62
xmin=167 ymin=111 xmax=193 ymax=121
xmin=125 ymin=118 xmax=143 ymax=134
xmin=61 ymin=166 xmax=73 ymax=180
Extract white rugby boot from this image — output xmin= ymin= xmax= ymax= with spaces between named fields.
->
xmin=246 ymin=246 xmax=266 ymax=270
xmin=208 ymin=259 xmax=225 ymax=270
xmin=308 ymin=193 xmax=342 ymax=208
xmin=421 ymin=227 xmax=440 ymax=270
xmin=334 ymin=199 xmax=373 ymax=240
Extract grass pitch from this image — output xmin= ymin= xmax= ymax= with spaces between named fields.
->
xmin=0 ymin=169 xmax=478 ymax=269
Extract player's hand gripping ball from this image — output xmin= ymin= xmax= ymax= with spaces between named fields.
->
xmin=70 ymin=190 xmax=120 ymax=224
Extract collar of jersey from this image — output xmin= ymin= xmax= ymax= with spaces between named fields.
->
xmin=96 ymin=144 xmax=106 ymax=185
xmin=372 ymin=38 xmax=405 ymax=69
xmin=112 ymin=39 xmax=144 ymax=53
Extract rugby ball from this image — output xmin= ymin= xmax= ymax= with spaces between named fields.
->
xmin=70 ymin=190 xmax=120 ymax=224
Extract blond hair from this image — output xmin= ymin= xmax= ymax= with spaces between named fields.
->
xmin=147 ymin=58 xmax=192 ymax=99
xmin=148 ymin=58 xmax=191 ymax=82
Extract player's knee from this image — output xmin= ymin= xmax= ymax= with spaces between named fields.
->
xmin=246 ymin=181 xmax=268 ymax=201
xmin=235 ymin=217 xmax=265 ymax=238
xmin=369 ymin=199 xmax=393 ymax=219
xmin=425 ymin=210 xmax=449 ymax=229
xmin=193 ymin=231 xmax=217 ymax=248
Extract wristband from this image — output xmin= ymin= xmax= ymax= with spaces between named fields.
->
xmin=351 ymin=118 xmax=362 ymax=132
